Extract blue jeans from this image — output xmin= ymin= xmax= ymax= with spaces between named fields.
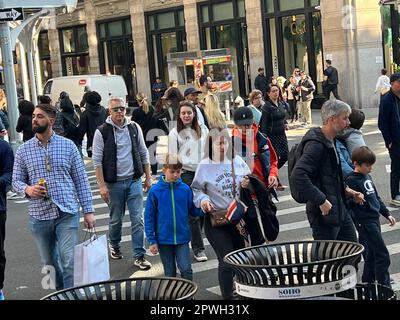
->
xmin=29 ymin=211 xmax=79 ymax=290
xmin=107 ymin=178 xmax=146 ymax=258
xmin=158 ymin=243 xmax=193 ymax=280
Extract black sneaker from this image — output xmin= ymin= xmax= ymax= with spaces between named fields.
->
xmin=108 ymin=243 xmax=123 ymax=260
xmin=134 ymin=256 xmax=152 ymax=270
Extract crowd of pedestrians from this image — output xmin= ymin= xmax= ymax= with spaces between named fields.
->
xmin=0 ymin=64 xmax=399 ymax=301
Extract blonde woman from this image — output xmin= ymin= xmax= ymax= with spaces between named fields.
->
xmin=131 ymin=92 xmax=159 ymax=176
xmin=0 ymin=89 xmax=6 ymax=111
xmin=203 ymin=94 xmax=226 ymax=130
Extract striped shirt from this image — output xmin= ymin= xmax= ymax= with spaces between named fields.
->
xmin=12 ymin=133 xmax=94 ymax=220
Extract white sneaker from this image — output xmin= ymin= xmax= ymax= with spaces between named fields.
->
xmin=194 ymin=251 xmax=208 ymax=262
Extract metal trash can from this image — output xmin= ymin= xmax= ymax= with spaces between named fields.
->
xmin=224 ymin=240 xmax=364 ymax=300
xmin=41 ymin=277 xmax=198 ymax=300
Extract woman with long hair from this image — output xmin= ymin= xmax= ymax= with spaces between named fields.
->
xmin=168 ymin=101 xmax=209 ymax=262
xmin=259 ymin=84 xmax=289 ymax=190
xmin=203 ymin=94 xmax=226 ymax=130
xmin=191 ymin=128 xmax=250 ymax=299
xmin=192 ymin=129 xmax=250 ymax=300
xmin=131 ymin=92 xmax=160 ymax=176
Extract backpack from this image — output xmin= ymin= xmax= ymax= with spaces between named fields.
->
xmin=287 ymin=142 xmax=307 ymax=203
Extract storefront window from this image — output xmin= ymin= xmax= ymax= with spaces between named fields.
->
xmin=279 ymin=0 xmax=305 ymax=11
xmin=98 ymin=18 xmax=136 ymax=98
xmin=282 ymin=14 xmax=308 ymax=75
xmin=62 ymin=29 xmax=75 ymax=53
xmin=146 ymin=8 xmax=186 ymax=88
xmin=312 ymin=12 xmax=324 ymax=92
xmin=212 ymin=3 xmax=234 ymax=21
xmin=269 ymin=18 xmax=279 ymax=76
xmin=264 ymin=0 xmax=274 ymax=13
xmin=237 ymin=0 xmax=245 ymax=18
xmin=59 ymin=25 xmax=90 ymax=76
xmin=38 ymin=31 xmax=52 ymax=85
xmin=108 ymin=21 xmax=123 ymax=37
xmin=309 ymin=0 xmax=320 ymax=7
xmin=201 ymin=6 xmax=209 ymax=23
xmin=65 ymin=55 xmax=90 ymax=76
xmin=381 ymin=5 xmax=393 ymax=71
xmin=263 ymin=0 xmax=324 ymax=105
xmin=158 ymin=12 xmax=175 ymax=29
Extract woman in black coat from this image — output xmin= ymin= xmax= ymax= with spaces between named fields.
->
xmin=131 ymin=92 xmax=160 ymax=176
xmin=78 ymin=91 xmax=107 ymax=157
xmin=259 ymin=84 xmax=289 ymax=190
xmin=16 ymin=100 xmax=34 ymax=142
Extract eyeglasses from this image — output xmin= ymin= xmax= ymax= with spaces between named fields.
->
xmin=111 ymin=106 xmax=126 ymax=112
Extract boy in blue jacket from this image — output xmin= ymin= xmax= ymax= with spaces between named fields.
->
xmin=345 ymin=146 xmax=396 ymax=287
xmin=144 ymin=154 xmax=203 ymax=280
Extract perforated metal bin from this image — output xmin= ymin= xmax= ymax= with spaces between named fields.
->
xmin=41 ymin=277 xmax=198 ymax=300
xmin=224 ymin=240 xmax=364 ymax=300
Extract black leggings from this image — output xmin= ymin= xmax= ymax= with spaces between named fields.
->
xmin=204 ymin=215 xmax=244 ymax=300
xmin=269 ymin=133 xmax=289 ymax=169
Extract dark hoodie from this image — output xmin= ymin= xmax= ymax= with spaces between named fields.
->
xmin=16 ymin=100 xmax=34 ymax=141
xmin=290 ymin=127 xmax=348 ymax=227
xmin=78 ymin=102 xmax=107 ymax=155
xmin=60 ymin=98 xmax=80 ymax=146
xmin=345 ymin=172 xmax=389 ymax=221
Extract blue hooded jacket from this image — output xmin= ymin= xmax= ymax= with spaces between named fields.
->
xmin=144 ymin=175 xmax=203 ymax=245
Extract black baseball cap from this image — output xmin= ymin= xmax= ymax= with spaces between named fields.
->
xmin=184 ymin=87 xmax=202 ymax=97
xmin=234 ymin=107 xmax=254 ymax=126
xmin=390 ymin=73 xmax=400 ymax=83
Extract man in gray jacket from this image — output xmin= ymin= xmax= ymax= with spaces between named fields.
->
xmin=92 ymin=97 xmax=152 ymax=270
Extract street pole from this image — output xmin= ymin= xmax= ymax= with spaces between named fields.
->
xmin=0 ymin=22 xmax=21 ymax=152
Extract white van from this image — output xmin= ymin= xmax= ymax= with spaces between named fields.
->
xmin=43 ymin=74 xmax=128 ymax=108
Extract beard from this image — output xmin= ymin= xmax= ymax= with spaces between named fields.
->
xmin=32 ymin=123 xmax=49 ymax=134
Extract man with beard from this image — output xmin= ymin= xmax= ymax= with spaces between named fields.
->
xmin=12 ymin=104 xmax=95 ymax=290
xmin=290 ymin=100 xmax=364 ymax=241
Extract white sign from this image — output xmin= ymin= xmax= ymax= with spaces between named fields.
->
xmin=0 ymin=8 xmax=23 ymax=21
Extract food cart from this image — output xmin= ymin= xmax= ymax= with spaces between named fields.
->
xmin=167 ymin=48 xmax=234 ymax=118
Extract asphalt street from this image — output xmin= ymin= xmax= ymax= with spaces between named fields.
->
xmin=3 ymin=107 xmax=400 ymax=300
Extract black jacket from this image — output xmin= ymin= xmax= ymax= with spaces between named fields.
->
xmin=290 ymin=127 xmax=348 ymax=226
xmin=378 ymin=90 xmax=400 ymax=149
xmin=0 ymin=140 xmax=13 ymax=211
xmin=239 ymin=175 xmax=279 ymax=244
xmin=345 ymin=172 xmax=389 ymax=222
xmin=78 ymin=102 xmax=107 ymax=151
xmin=16 ymin=113 xmax=34 ymax=142
xmin=131 ymin=105 xmax=159 ymax=147
xmin=259 ymin=101 xmax=287 ymax=136
xmin=254 ymin=74 xmax=267 ymax=95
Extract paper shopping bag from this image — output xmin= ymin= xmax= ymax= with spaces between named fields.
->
xmin=73 ymin=234 xmax=110 ymax=287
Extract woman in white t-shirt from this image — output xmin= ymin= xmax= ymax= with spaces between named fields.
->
xmin=191 ymin=128 xmax=251 ymax=300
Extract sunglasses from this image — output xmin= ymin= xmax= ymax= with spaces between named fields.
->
xmin=111 ymin=106 xmax=126 ymax=112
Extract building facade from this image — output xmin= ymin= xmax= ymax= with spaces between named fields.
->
xmin=26 ymin=0 xmax=393 ymax=108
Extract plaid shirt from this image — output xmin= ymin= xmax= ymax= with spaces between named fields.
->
xmin=12 ymin=133 xmax=94 ymax=220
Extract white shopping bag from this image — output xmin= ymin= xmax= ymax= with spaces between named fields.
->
xmin=73 ymin=234 xmax=110 ymax=287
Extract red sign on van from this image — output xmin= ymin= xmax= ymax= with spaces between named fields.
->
xmin=79 ymin=79 xmax=87 ymax=85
